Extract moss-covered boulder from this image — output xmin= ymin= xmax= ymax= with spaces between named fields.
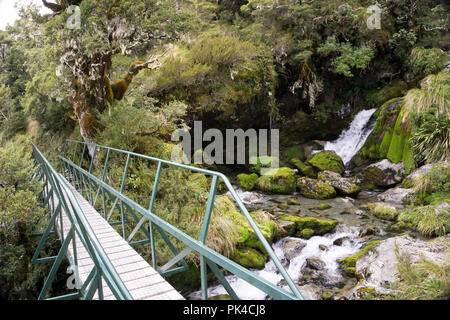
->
xmin=297 ymin=177 xmax=336 ymax=199
xmin=277 ymin=214 xmax=338 ymax=238
xmin=306 ymin=151 xmax=345 ymax=175
xmin=290 ymin=158 xmax=317 ymax=178
xmin=236 ymin=173 xmax=259 ymax=191
xmin=230 ymin=247 xmax=265 ymax=269
xmin=317 ymin=170 xmax=361 ymax=197
xmin=256 ymin=167 xmax=296 ymax=194
xmin=367 ymin=202 xmax=398 ymax=221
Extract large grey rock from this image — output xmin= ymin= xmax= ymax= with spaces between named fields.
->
xmin=318 ymin=170 xmax=361 ymax=197
xmin=305 ymin=257 xmax=326 ymax=270
xmin=357 ymin=159 xmax=405 ymax=187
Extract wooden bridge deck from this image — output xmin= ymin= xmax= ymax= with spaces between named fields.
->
xmin=45 ymin=174 xmax=184 ymax=300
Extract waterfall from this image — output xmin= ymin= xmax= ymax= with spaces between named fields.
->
xmin=323 ymin=108 xmax=377 ymax=165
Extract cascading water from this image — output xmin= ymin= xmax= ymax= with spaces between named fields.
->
xmin=322 ymin=108 xmax=377 ymax=165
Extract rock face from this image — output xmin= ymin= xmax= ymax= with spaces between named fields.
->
xmin=318 ymin=170 xmax=361 ymax=197
xmin=283 ymin=238 xmax=307 ymax=261
xmin=297 ymin=177 xmax=336 ymax=199
xmin=355 ymin=235 xmax=449 ymax=288
xmin=358 ymin=159 xmax=405 ymax=187
xmin=256 ymin=167 xmax=296 ymax=194
xmin=377 ymin=187 xmax=415 ymax=204
xmin=306 ymin=151 xmax=345 ymax=175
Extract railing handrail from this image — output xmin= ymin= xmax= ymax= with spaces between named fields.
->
xmin=60 ymin=139 xmax=306 ymax=300
xmin=32 ymin=143 xmax=133 ymax=299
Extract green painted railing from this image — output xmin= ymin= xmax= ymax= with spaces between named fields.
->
xmin=31 ymin=143 xmax=133 ymax=300
xmin=35 ymin=139 xmax=306 ymax=300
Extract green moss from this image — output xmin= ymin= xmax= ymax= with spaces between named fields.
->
xmin=321 ymin=290 xmax=333 ymax=300
xmin=367 ymin=202 xmax=398 ymax=221
xmin=379 ymin=129 xmax=393 ymax=158
xmin=387 ymin=221 xmax=411 ymax=233
xmin=339 ymin=240 xmax=381 ymax=277
xmin=316 ymin=203 xmax=331 ymax=210
xmin=236 ymin=173 xmax=259 ymax=191
xmin=299 ymin=228 xmax=315 ymax=239
xmin=256 ymin=167 xmax=296 ymax=194
xmin=208 ymin=294 xmax=232 ymax=300
xmin=306 ymin=151 xmax=345 ymax=174
xmin=230 ymin=247 xmax=265 ymax=269
xmin=288 ymin=199 xmax=300 ymax=205
xmin=277 ymin=214 xmax=338 ymax=237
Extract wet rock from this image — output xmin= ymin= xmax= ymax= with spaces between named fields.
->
xmin=306 ymin=257 xmax=326 ymax=270
xmin=318 ymin=171 xmax=361 ymax=197
xmin=315 ymin=203 xmax=331 ymax=210
xmin=297 ymin=177 xmax=336 ymax=199
xmin=333 ymin=236 xmax=350 ymax=246
xmin=357 ymin=159 xmax=405 ymax=188
xmin=401 ymin=161 xmax=448 ymax=188
xmin=386 ymin=221 xmax=411 ymax=233
xmin=295 ymin=284 xmax=322 ymax=300
xmin=377 ymin=187 xmax=415 ymax=204
xmin=359 ymin=225 xmax=380 ymax=237
xmin=277 ymin=214 xmax=339 ymax=238
xmin=319 ymin=244 xmax=328 ymax=251
xmin=283 ymin=239 xmax=307 ymax=261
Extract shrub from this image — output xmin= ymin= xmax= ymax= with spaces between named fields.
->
xmin=0 ymin=139 xmax=47 ymax=299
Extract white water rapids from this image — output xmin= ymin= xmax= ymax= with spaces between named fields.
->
xmin=321 ymin=108 xmax=377 ymax=165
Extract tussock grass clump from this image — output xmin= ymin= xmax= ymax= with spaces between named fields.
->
xmin=399 ymin=205 xmax=450 ymax=237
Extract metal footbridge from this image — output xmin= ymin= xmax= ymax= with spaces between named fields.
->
xmin=31 ymin=140 xmax=306 ymax=300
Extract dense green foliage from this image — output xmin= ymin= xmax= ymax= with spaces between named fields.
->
xmin=0 ymin=137 xmax=48 ymax=299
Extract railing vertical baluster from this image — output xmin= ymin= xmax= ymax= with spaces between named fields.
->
xmin=199 ymin=176 xmax=219 ymax=300
xmin=119 ymin=154 xmax=131 ymax=239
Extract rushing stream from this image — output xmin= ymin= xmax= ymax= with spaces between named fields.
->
xmin=189 ymin=224 xmax=363 ymax=300
xmin=189 ymin=107 xmax=396 ymax=300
